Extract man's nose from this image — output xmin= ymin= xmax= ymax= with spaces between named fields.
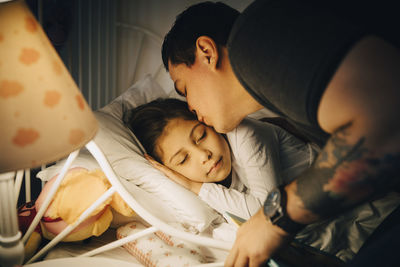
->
xmin=188 ymin=104 xmax=197 ymax=117
xmin=188 ymin=106 xmax=204 ymax=123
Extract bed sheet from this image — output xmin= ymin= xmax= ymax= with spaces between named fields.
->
xmin=43 ymin=228 xmax=140 ymax=263
xmin=43 ymin=219 xmax=230 ymax=266
xmin=295 ymin=191 xmax=400 ymax=261
xmin=26 ymin=257 xmax=143 ymax=267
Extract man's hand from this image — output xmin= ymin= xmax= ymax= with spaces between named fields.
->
xmin=145 ymin=154 xmax=203 ymax=194
xmin=225 ymin=209 xmax=292 ymax=267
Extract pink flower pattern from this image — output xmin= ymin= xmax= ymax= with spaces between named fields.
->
xmin=117 ymin=221 xmax=209 ymax=266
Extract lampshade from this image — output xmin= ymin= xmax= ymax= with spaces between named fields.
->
xmin=0 ymin=0 xmax=98 ymax=172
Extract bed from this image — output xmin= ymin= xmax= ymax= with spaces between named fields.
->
xmin=4 ymin=2 xmax=400 ymax=266
xmin=14 ymin=74 xmax=400 ymax=267
xmin=25 ymin=74 xmax=235 ymax=266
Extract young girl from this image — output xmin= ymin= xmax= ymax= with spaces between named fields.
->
xmin=124 ymin=98 xmax=318 ymax=220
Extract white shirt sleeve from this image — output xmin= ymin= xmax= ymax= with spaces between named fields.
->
xmin=199 ymin=181 xmax=261 ymax=220
xmin=198 ymin=118 xmax=283 ymax=219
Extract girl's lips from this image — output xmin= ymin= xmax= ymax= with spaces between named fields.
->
xmin=208 ymin=157 xmax=222 ymax=175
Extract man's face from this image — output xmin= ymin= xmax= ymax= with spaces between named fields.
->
xmin=168 ymin=60 xmax=243 ymax=133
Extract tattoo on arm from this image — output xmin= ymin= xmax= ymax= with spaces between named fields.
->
xmin=296 ymin=124 xmax=400 ymax=217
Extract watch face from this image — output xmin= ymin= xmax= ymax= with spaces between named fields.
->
xmin=264 ymin=188 xmax=281 ymax=217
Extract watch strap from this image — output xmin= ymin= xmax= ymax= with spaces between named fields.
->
xmin=272 ymin=185 xmax=305 ymax=235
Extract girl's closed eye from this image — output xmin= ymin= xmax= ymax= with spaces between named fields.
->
xmin=196 ymin=129 xmax=207 ymax=144
xmin=179 ymin=154 xmax=188 ymax=165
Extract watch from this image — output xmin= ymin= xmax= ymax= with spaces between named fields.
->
xmin=263 ymin=185 xmax=305 ymax=235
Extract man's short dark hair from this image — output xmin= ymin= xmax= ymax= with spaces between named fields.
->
xmin=162 ymin=1 xmax=239 ymax=71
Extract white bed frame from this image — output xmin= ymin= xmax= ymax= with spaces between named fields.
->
xmin=20 ymin=140 xmax=231 ymax=266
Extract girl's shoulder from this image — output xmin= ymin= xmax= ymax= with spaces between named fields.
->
xmin=226 ymin=117 xmax=280 ymax=162
xmin=226 ymin=117 xmax=281 ymax=142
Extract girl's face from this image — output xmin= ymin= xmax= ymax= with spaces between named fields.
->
xmin=156 ymin=118 xmax=232 ymax=183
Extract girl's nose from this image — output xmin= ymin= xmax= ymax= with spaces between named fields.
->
xmin=201 ymin=149 xmax=212 ymax=164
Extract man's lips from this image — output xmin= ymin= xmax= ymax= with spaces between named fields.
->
xmin=208 ymin=157 xmax=222 ymax=175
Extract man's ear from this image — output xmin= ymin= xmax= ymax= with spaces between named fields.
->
xmin=196 ymin=36 xmax=219 ymax=69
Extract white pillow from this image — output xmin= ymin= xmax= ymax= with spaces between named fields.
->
xmin=37 ymin=75 xmax=223 ymax=233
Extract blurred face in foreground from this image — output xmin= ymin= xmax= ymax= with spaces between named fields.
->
xmin=156 ymin=118 xmax=232 ymax=183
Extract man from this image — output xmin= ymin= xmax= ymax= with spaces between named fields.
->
xmin=162 ymin=1 xmax=400 ymax=266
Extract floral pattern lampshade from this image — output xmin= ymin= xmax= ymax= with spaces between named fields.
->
xmin=0 ymin=0 xmax=98 ymax=172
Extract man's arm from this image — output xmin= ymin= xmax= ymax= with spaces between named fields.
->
xmin=287 ymin=123 xmax=400 ymax=225
xmin=289 ymin=36 xmax=400 ymax=224
xmin=225 ymin=36 xmax=400 ymax=267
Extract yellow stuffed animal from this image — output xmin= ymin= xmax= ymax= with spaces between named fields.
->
xmin=20 ymin=168 xmax=135 ymax=260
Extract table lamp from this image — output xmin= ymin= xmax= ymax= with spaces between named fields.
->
xmin=0 ymin=0 xmax=98 ymax=265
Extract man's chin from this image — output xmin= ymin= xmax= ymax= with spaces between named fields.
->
xmin=213 ymin=126 xmax=229 ymax=134
xmin=213 ymin=121 xmax=241 ymax=134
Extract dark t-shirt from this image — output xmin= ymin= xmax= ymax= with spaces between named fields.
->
xmin=227 ymin=0 xmax=367 ymax=146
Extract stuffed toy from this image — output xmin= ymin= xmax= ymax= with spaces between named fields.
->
xmin=18 ymin=168 xmax=135 ymax=261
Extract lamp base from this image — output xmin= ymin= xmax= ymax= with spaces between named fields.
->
xmin=0 ymin=172 xmax=25 ymax=266
xmin=0 ymin=232 xmax=24 ymax=267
